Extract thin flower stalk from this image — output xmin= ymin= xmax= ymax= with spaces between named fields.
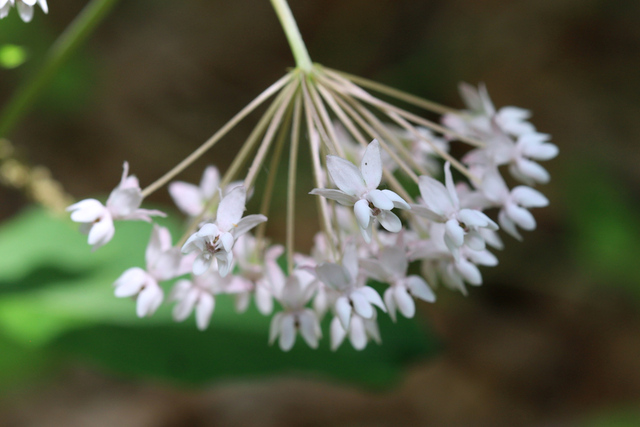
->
xmin=286 ymin=95 xmax=303 ymax=273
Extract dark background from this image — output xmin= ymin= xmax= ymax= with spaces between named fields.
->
xmin=0 ymin=0 xmax=639 ymax=425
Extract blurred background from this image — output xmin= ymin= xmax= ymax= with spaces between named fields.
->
xmin=1 ymin=0 xmax=640 ymax=425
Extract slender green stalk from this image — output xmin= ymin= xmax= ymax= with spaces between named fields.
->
xmin=286 ymin=94 xmax=302 ymax=274
xmin=0 ymin=0 xmax=120 ymax=137
xmin=255 ymin=96 xmax=295 ymax=243
xmin=244 ymin=79 xmax=299 ymax=190
xmin=323 ymin=66 xmax=458 ymax=115
xmin=270 ymin=0 xmax=313 ymax=71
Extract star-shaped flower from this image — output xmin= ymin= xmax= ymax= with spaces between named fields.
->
xmin=181 ymin=185 xmax=267 ymax=276
xmin=310 ymin=139 xmax=410 ymax=243
xmin=67 ymin=162 xmax=166 ymax=250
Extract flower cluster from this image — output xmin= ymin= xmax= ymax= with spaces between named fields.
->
xmin=0 ymin=0 xmax=47 ymax=22
xmin=68 ymin=66 xmax=556 ymax=351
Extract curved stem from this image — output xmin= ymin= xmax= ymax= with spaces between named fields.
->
xmin=270 ymin=0 xmax=312 ymax=71
xmin=0 ymin=0 xmax=120 ymax=137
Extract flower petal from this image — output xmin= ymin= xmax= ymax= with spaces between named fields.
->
xmin=195 ymin=293 xmax=215 ymax=330
xmin=384 ymin=287 xmax=397 ymax=322
xmin=349 ymin=316 xmax=367 ymax=350
xmin=309 ymin=188 xmax=356 ymax=206
xmin=353 ymin=199 xmax=371 ymax=231
xmin=381 ymin=189 xmax=410 ymax=210
xmin=335 ymin=296 xmax=352 ymax=329
xmin=360 ymin=139 xmax=382 ymax=190
xmin=394 ymin=286 xmax=415 ymax=318
xmin=326 ymin=155 xmax=366 ymax=196
xmin=168 ymin=181 xmax=203 ymax=217
xmin=278 ymin=314 xmax=296 ymax=351
xmin=378 ymin=211 xmax=402 ymax=233
xmin=406 ymin=276 xmax=436 ymax=302
xmin=216 ymin=186 xmax=246 ymax=232
xmin=330 ymin=316 xmax=347 ymax=351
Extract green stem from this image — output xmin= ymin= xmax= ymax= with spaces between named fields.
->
xmin=270 ymin=0 xmax=312 ymax=72
xmin=0 ymin=0 xmax=120 ymax=137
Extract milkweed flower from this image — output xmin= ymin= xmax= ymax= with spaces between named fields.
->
xmin=67 ymin=162 xmax=165 ymax=250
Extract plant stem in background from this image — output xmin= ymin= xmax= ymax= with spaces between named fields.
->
xmin=0 ymin=0 xmax=120 ymax=137
xmin=270 ymin=0 xmax=312 ymax=72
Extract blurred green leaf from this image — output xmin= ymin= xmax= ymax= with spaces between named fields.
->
xmin=582 ymin=407 xmax=640 ymax=427
xmin=0 ymin=44 xmax=28 ymax=69
xmin=0 ymin=206 xmax=440 ymax=388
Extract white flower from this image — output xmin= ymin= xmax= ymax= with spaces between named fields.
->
xmin=314 ymin=245 xmax=386 ymax=329
xmin=360 ymin=246 xmax=435 ymax=322
xmin=442 ymin=83 xmax=535 ymax=139
xmin=67 ymin=162 xmax=166 ymax=250
xmin=0 ymin=0 xmax=48 ymax=22
xmin=479 ymin=168 xmax=549 ymax=240
xmin=508 ymin=132 xmax=559 ymax=185
xmin=310 ymin=139 xmax=410 ymax=243
xmin=181 ymin=185 xmax=267 ymax=276
xmin=412 ymin=162 xmax=498 ymax=255
xmin=169 ymin=166 xmax=219 ymax=217
xmin=268 ymin=272 xmax=321 ymax=351
xmin=330 ymin=312 xmax=381 ymax=351
xmin=113 ymin=225 xmax=183 ymax=317
xmin=231 ymin=234 xmax=283 ymax=315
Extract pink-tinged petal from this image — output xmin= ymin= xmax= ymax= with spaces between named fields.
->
xmin=216 ymin=186 xmax=246 ymax=232
xmin=152 ymin=249 xmax=182 ymax=281
xmin=316 ymin=263 xmax=349 ymax=291
xmin=173 ymin=288 xmax=199 ymax=321
xmin=235 ymin=292 xmax=250 ymax=313
xmin=464 ymin=230 xmax=486 ymax=251
xmin=354 ymin=199 xmax=371 ymax=231
xmin=107 ymin=187 xmax=142 ymax=218
xmin=197 ymin=223 xmax=219 ymax=238
xmin=88 ymin=215 xmax=114 ymax=247
xmin=255 ymin=283 xmax=273 ymax=315
xmin=146 ymin=225 xmax=167 ymax=267
xmin=445 ymin=218 xmax=464 ymax=247
xmin=360 ymin=221 xmax=373 ymax=244
xmin=121 ymin=208 xmax=166 ymax=222
xmin=378 ymin=211 xmax=402 ymax=233
xmin=458 ymin=209 xmax=496 ymax=229
xmin=381 ymin=190 xmax=410 ymax=210
xmin=506 ymin=203 xmax=536 ymax=230
xmin=360 ymin=286 xmax=386 ymax=312
xmin=516 ymin=158 xmax=550 ymax=184
xmin=309 ymin=188 xmax=356 ymax=206
xmin=394 ymin=286 xmax=415 ymax=318
xmin=384 ymin=288 xmax=397 ymax=322
xmin=456 ymin=259 xmax=482 ymax=286
xmin=358 ymin=259 xmax=387 ymax=282
xmin=181 ymin=233 xmax=203 ymax=254
xmin=326 ymin=155 xmax=366 ymax=196
xmin=350 ymin=291 xmax=373 ymax=319
xmin=136 ymin=283 xmax=163 ymax=318
xmin=418 ymin=175 xmax=452 ymax=216
xmin=195 ymin=293 xmax=215 ymax=330
xmin=498 ymin=209 xmax=522 ymax=241
xmin=379 ymin=246 xmax=408 ymax=277
xmin=349 ymin=316 xmax=367 ymax=350
xmin=330 ymin=316 xmax=347 ymax=351
xmin=364 ymin=317 xmax=382 ymax=345
xmin=234 ymin=214 xmax=267 ymax=238
xmin=367 ymin=189 xmax=393 ymax=211
xmin=410 ymin=204 xmax=446 ymax=222
xmin=335 ymin=296 xmax=352 ymax=329
xmin=406 ymin=276 xmax=436 ymax=302
xmin=279 ymin=314 xmax=296 ymax=351
xmin=219 ymin=232 xmax=234 ymax=252
xmin=168 ymin=181 xmax=203 ymax=217
xmin=200 ymin=166 xmax=220 ymax=199
xmin=480 ymin=168 xmax=509 ymax=204
xmin=511 ymin=186 xmax=548 ymax=208
xmin=298 ymin=310 xmax=319 ymax=349
xmin=67 ymin=199 xmax=105 ymax=222
xmin=114 ymin=267 xmax=147 ymax=297
xmin=342 ymin=246 xmax=359 ymax=283
xmin=525 ymin=142 xmax=558 ymax=161
xmin=467 ymin=249 xmax=498 ymax=267
xmin=268 ymin=312 xmax=283 ymax=345
xmin=360 ymin=139 xmax=382 ymax=190
xmin=216 ymin=252 xmax=234 ymax=277
xmin=192 ymin=253 xmax=212 ymax=275
xmin=480 ymin=228 xmax=504 ymax=250
xmin=444 ymin=162 xmax=460 ymax=209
